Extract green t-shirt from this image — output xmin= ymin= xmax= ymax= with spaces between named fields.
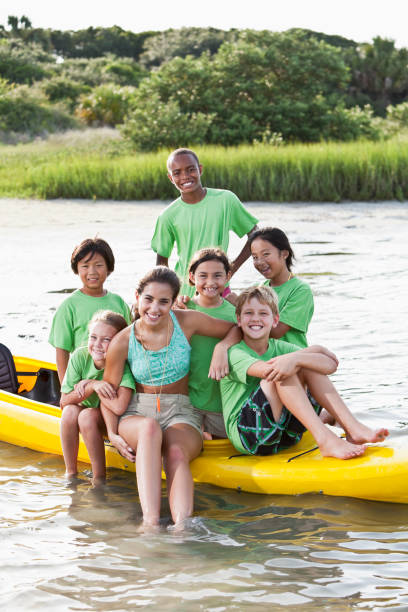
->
xmin=61 ymin=346 xmax=135 ymax=408
xmin=263 ymin=277 xmax=313 ymax=348
xmin=187 ymin=299 xmax=237 ymax=413
xmin=49 ymin=289 xmax=131 ymax=353
xmin=220 ymin=339 xmax=299 ymax=453
xmin=151 ymin=188 xmax=258 ymax=296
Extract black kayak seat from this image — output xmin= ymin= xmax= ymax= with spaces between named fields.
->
xmin=0 ymin=343 xmax=60 ymax=405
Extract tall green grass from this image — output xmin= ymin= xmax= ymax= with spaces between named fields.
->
xmin=1 ymin=135 xmax=407 ymax=201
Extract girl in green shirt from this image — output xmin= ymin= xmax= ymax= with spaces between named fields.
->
xmin=60 ymin=310 xmax=135 ymax=485
xmin=248 ymin=227 xmax=314 ymax=348
xmin=224 ymin=227 xmax=313 ymax=351
xmin=186 ymin=248 xmax=237 ymax=438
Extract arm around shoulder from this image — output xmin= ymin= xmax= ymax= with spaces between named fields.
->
xmin=103 ymin=327 xmax=130 ymax=387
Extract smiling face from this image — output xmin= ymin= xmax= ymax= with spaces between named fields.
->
xmin=190 ymin=259 xmax=228 ymax=305
xmin=167 ymin=153 xmax=204 ymax=200
xmin=77 ymin=252 xmax=109 ymax=296
xmin=88 ymin=321 xmax=118 ymax=369
xmin=251 ymin=238 xmax=289 ymax=285
xmin=136 ymin=282 xmax=174 ymax=327
xmin=237 ymin=297 xmax=279 ymax=342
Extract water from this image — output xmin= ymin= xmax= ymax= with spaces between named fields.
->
xmin=1 ymin=199 xmax=408 ymax=610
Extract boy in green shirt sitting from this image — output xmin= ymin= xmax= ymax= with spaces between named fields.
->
xmin=220 ymin=286 xmax=388 ymax=459
xmin=151 ymin=148 xmax=259 ymax=296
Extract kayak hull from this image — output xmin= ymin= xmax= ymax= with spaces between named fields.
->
xmin=1 ymin=355 xmax=407 ymax=504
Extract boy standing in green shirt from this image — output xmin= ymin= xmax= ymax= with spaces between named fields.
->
xmin=220 ymin=286 xmax=388 ymax=458
xmin=151 ymin=148 xmax=258 ymax=296
xmin=49 ymin=238 xmax=131 ymax=383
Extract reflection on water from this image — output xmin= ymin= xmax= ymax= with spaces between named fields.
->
xmin=1 ymin=199 xmax=408 ymax=609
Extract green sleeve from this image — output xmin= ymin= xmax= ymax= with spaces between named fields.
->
xmin=228 ymin=192 xmax=258 ymax=238
xmin=119 ymin=363 xmax=136 ymax=390
xmin=121 ymin=301 xmax=132 ymax=325
xmin=61 ymin=350 xmax=83 ymax=393
xmin=228 ymin=345 xmax=259 ymax=384
xmin=279 ymin=284 xmax=314 ymax=333
xmin=151 ymin=211 xmax=176 ymax=257
xmin=48 ymin=299 xmax=75 ymax=352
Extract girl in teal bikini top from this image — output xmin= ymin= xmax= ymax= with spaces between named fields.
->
xmin=128 ymin=310 xmax=191 ymax=385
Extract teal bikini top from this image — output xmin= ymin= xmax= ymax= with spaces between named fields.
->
xmin=128 ymin=310 xmax=191 ymax=386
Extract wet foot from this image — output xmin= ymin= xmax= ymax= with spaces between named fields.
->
xmin=137 ymin=521 xmax=160 ymax=534
xmin=346 ymin=424 xmax=389 ymax=445
xmin=91 ymin=476 xmax=106 ymax=488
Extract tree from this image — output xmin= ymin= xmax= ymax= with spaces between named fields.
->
xmin=348 ymin=37 xmax=408 ymax=115
xmin=139 ymin=27 xmax=234 ymax=68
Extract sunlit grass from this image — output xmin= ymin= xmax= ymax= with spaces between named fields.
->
xmin=0 ymin=130 xmax=407 ymax=201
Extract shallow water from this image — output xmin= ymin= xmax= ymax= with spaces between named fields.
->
xmin=1 ymin=199 xmax=408 ymax=610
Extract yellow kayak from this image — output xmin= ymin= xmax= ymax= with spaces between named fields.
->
xmin=1 ymin=355 xmax=407 ymax=504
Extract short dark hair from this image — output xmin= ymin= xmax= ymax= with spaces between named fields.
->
xmin=249 ymin=227 xmax=295 ymax=271
xmin=71 ymin=237 xmax=115 ymax=274
xmin=167 ymin=148 xmax=200 ymax=171
xmin=188 ymin=248 xmax=231 ymax=286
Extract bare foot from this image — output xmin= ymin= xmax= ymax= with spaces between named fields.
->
xmin=318 ymin=431 xmax=366 ymax=459
xmin=136 ymin=521 xmax=160 ymax=534
xmin=91 ymin=476 xmax=106 ymax=488
xmin=346 ymin=424 xmax=389 ymax=445
xmin=202 ymin=431 xmax=213 ymax=441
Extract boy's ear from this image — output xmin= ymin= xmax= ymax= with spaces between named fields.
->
xmin=272 ymin=314 xmax=280 ymax=328
xmin=236 ymin=314 xmax=241 ymax=328
xmin=167 ymin=172 xmax=175 ymax=185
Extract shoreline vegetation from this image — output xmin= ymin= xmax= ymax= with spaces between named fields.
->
xmin=0 ymin=129 xmax=407 ymax=202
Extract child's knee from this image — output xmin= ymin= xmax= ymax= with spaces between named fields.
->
xmin=78 ymin=408 xmax=101 ymax=433
xmin=61 ymin=404 xmax=81 ymax=426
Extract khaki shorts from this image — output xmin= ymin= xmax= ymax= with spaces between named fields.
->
xmin=119 ymin=392 xmax=202 ymax=436
xmin=193 ymin=408 xmax=227 ymax=438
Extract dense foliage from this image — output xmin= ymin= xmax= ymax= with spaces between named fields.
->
xmin=0 ymin=16 xmax=407 ymax=147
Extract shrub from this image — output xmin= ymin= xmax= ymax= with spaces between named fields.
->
xmin=42 ymin=77 xmax=90 ymax=109
xmin=0 ymin=85 xmax=77 ymax=136
xmin=325 ymin=104 xmax=381 ymax=141
xmin=120 ymin=93 xmax=214 ymax=151
xmin=75 ymin=84 xmax=135 ymax=126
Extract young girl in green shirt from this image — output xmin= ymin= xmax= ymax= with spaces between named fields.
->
xmin=60 ymin=310 xmax=135 ymax=485
xmin=186 ymin=248 xmax=237 ymax=438
xmin=248 ymin=227 xmax=314 ymax=348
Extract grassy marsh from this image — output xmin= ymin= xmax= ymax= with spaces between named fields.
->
xmin=0 ymin=130 xmax=407 ymax=201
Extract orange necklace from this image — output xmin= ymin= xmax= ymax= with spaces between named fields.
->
xmin=139 ymin=318 xmax=171 ymax=413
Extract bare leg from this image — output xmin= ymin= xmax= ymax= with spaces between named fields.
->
xmin=100 ymin=402 xmax=136 ymax=463
xmin=303 ymin=370 xmax=389 ymax=444
xmin=119 ymin=416 xmax=163 ymax=527
xmin=260 ymin=378 xmax=284 ymax=422
xmin=162 ymin=424 xmax=202 ymax=526
xmin=275 ymin=374 xmax=366 ymax=459
xmin=60 ymin=403 xmax=83 ymax=477
xmin=78 ymin=408 xmax=107 ymax=483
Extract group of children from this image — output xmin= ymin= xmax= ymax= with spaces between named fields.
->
xmin=50 ymin=147 xmax=388 ymax=529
